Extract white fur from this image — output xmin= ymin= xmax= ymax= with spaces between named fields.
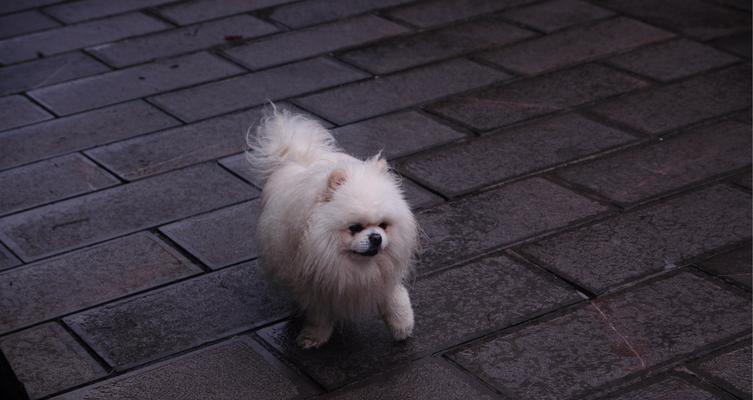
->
xmin=248 ymin=108 xmax=419 ymax=349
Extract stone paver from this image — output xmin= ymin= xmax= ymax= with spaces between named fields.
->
xmin=597 ymin=376 xmax=728 ymax=400
xmin=386 ymin=0 xmax=536 ymax=28
xmin=0 ymin=10 xmax=59 ymax=40
xmin=157 ymin=0 xmax=294 ymax=25
xmin=0 ymin=242 xmax=21 ymax=272
xmin=697 ymin=245 xmax=751 ymax=289
xmin=501 ymin=0 xmax=614 ymax=33
xmin=43 ymin=0 xmax=176 ymax=24
xmin=692 ymin=343 xmax=752 ymax=399
xmin=268 ymin=0 xmax=414 ymax=29
xmin=0 ymin=52 xmax=110 ymax=96
xmin=0 ymin=95 xmax=52 ymax=131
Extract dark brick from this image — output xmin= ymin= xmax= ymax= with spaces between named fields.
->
xmin=479 ymin=17 xmax=673 ymax=75
xmin=697 ymin=246 xmax=751 ymax=289
xmin=296 ymin=59 xmax=507 ymax=125
xmin=150 ymin=57 xmax=368 ymax=122
xmin=732 ymin=170 xmax=752 ymax=189
xmin=712 ymin=32 xmax=751 ymax=59
xmin=599 ymin=376 xmax=728 ymax=400
xmin=607 ymin=38 xmax=739 ymax=81
xmin=386 ymin=0 xmax=535 ymax=28
xmin=557 ymin=120 xmax=751 ymax=204
xmin=0 ymin=52 xmax=110 ymax=96
xmin=339 ymin=17 xmax=534 ymax=74
xmin=0 ymin=0 xmax=62 ymax=14
xmin=268 ymin=0 xmax=413 ymax=29
xmin=160 ymin=200 xmax=260 ymax=269
xmin=401 ymin=179 xmax=444 ymax=210
xmin=400 ymin=113 xmax=636 ymax=197
xmin=43 ymin=0 xmax=176 ymax=24
xmin=0 ymin=101 xmax=179 ymax=171
xmin=29 ymin=52 xmax=243 ymax=116
xmin=0 ymin=242 xmax=20 ymax=271
xmin=157 ymin=0 xmax=294 ymax=25
xmin=325 ymin=358 xmax=498 ymax=400
xmin=0 ymin=13 xmax=169 ymax=65
xmin=90 ymin=15 xmax=278 ymax=68
xmin=0 ymin=95 xmax=52 ymax=131
xmin=520 ymin=185 xmax=751 ymax=293
xmin=64 ymin=261 xmax=290 ymax=369
xmin=601 ymin=0 xmax=751 ymax=40
xmin=332 ymin=111 xmax=466 ymax=160
xmin=428 ymin=63 xmax=648 ymax=131
xmin=0 ymin=154 xmax=119 ymax=217
xmin=0 ymin=11 xmax=59 ymax=40
xmin=501 ymin=0 xmax=614 ymax=33
xmin=590 ymin=64 xmax=751 ymax=135
xmin=0 ymin=164 xmax=256 ymax=261
xmin=0 ymin=233 xmax=201 ymax=333
xmin=223 ymin=15 xmax=409 ymax=71
xmin=417 ymin=177 xmax=608 ymax=274
xmin=258 ymin=254 xmax=579 ymax=388
xmin=0 ymin=323 xmax=106 ymax=399
xmin=449 ymin=271 xmax=751 ymax=400
xmin=692 ymin=344 xmax=752 ymax=398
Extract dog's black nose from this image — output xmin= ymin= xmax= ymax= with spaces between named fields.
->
xmin=368 ymin=233 xmax=382 ymax=247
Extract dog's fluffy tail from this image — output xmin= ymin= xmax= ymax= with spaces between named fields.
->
xmin=246 ymin=106 xmax=339 ymax=182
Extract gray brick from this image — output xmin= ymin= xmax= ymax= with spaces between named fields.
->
xmin=90 ymin=15 xmax=278 ymax=68
xmin=0 ymin=12 xmax=169 ymax=64
xmin=697 ymin=246 xmax=751 ymax=289
xmin=0 ymin=95 xmax=52 ymax=131
xmin=53 ymin=337 xmax=316 ymax=400
xmin=0 ymin=233 xmax=201 ymax=333
xmin=0 ymin=52 xmax=110 ymax=96
xmin=0 ymin=101 xmax=179 ymax=171
xmin=65 ymin=261 xmax=290 ymax=369
xmin=400 ymin=113 xmax=636 ymax=197
xmin=0 ymin=154 xmax=119 ymax=217
xmin=607 ymin=39 xmax=739 ymax=81
xmin=43 ymin=0 xmax=176 ymax=24
xmin=417 ymin=178 xmax=608 ymax=274
xmin=0 ymin=242 xmax=20 ymax=271
xmin=150 ymin=57 xmax=368 ymax=122
xmin=29 ymin=52 xmax=243 ymax=115
xmin=590 ymin=64 xmax=751 ymax=134
xmin=340 ymin=17 xmax=535 ymax=75
xmin=268 ymin=0 xmax=414 ymax=29
xmin=258 ymin=254 xmax=579 ymax=388
xmin=0 ymin=163 xmax=256 ymax=261
xmin=449 ymin=271 xmax=751 ymax=400
xmin=0 ymin=323 xmax=106 ymax=399
xmin=157 ymin=0 xmax=295 ymax=25
xmin=296 ymin=59 xmax=507 ymax=125
xmin=428 ymin=63 xmax=648 ymax=131
xmin=520 ymin=185 xmax=751 ymax=294
xmin=502 ymin=0 xmax=614 ymax=33
xmin=692 ymin=344 xmax=752 ymax=399
xmin=223 ymin=15 xmax=409 ymax=71
xmin=712 ymin=32 xmax=751 ymax=59
xmin=733 ymin=170 xmax=752 ymax=190
xmin=160 ymin=200 xmax=260 ymax=269
xmin=479 ymin=17 xmax=673 ymax=75
xmin=0 ymin=0 xmax=63 ymax=14
xmin=386 ymin=0 xmax=536 ymax=28
xmin=0 ymin=11 xmax=59 ymax=40
xmin=557 ymin=120 xmax=751 ymax=204
xmin=598 ymin=376 xmax=727 ymax=400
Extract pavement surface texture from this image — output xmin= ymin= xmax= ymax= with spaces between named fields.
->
xmin=0 ymin=0 xmax=751 ymax=399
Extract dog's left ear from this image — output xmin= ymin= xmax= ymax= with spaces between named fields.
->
xmin=323 ymin=168 xmax=346 ymax=201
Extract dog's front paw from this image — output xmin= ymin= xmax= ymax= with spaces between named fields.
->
xmin=386 ymin=314 xmax=414 ymax=341
xmin=296 ymin=325 xmax=332 ymax=349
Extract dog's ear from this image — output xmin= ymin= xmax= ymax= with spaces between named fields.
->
xmin=323 ymin=169 xmax=346 ymax=201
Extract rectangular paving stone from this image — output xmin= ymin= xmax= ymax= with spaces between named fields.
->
xmin=0 ymin=323 xmax=106 ymax=399
xmin=0 ymin=163 xmax=256 ymax=261
xmin=0 ymin=232 xmax=201 ymax=333
xmin=415 ymin=178 xmax=608 ymax=273
xmin=590 ymin=64 xmax=752 ymax=135
xmin=339 ymin=17 xmax=535 ymax=75
xmin=733 ymin=170 xmax=752 ymax=190
xmin=479 ymin=17 xmax=673 ymax=75
xmin=712 ymin=32 xmax=751 ymax=59
xmin=65 ymin=261 xmax=291 ymax=370
xmin=29 ymin=52 xmax=243 ymax=115
xmin=519 ymin=185 xmax=751 ymax=294
xmin=267 ymin=0 xmax=414 ymax=29
xmin=150 ymin=57 xmax=368 ymax=122
xmin=53 ymin=337 xmax=316 ymax=400
xmin=0 ymin=12 xmax=169 ymax=64
xmin=0 ymin=95 xmax=52 ymax=131
xmin=0 ymin=153 xmax=119 ymax=216
xmin=0 ymin=0 xmax=62 ymax=14
xmin=223 ymin=15 xmax=409 ymax=71
xmin=400 ymin=113 xmax=636 ymax=197
xmin=296 ymin=59 xmax=508 ymax=125
xmin=428 ymin=63 xmax=648 ymax=131
xmin=697 ymin=245 xmax=751 ymax=289
xmin=258 ymin=254 xmax=580 ymax=389
xmin=43 ymin=0 xmax=176 ymax=24
xmin=596 ymin=376 xmax=728 ymax=400
xmin=90 ymin=15 xmax=278 ymax=67
xmin=557 ymin=120 xmax=751 ymax=205
xmin=607 ymin=38 xmax=739 ymax=82
xmin=386 ymin=0 xmax=536 ymax=28
xmin=501 ymin=0 xmax=614 ymax=33
xmin=0 ymin=242 xmax=21 ymax=271
xmin=0 ymin=101 xmax=179 ymax=171
xmin=160 ymin=200 xmax=260 ymax=269
xmin=691 ymin=343 xmax=752 ymax=399
xmin=157 ymin=0 xmax=294 ymax=25
xmin=0 ymin=10 xmax=59 ymax=40
xmin=0 ymin=52 xmax=110 ymax=96
xmin=449 ymin=271 xmax=751 ymax=400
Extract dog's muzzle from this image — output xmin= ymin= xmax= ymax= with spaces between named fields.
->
xmin=354 ymin=233 xmax=382 ymax=257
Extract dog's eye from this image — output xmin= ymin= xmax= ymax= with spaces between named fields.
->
xmin=348 ymin=224 xmax=364 ymax=233
xmin=379 ymin=222 xmax=388 ymax=229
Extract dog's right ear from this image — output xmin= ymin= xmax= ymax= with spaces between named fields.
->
xmin=323 ymin=169 xmax=346 ymax=201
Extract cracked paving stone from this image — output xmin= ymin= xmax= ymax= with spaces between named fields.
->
xmin=691 ymin=343 xmax=752 ymax=399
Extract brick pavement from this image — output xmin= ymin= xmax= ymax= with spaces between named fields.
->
xmin=0 ymin=1 xmax=749 ymax=399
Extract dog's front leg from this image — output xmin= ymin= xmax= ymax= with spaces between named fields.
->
xmin=296 ymin=309 xmax=334 ymax=349
xmin=382 ymin=284 xmax=414 ymax=341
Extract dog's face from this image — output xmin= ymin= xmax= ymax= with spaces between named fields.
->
xmin=346 ymin=221 xmax=389 ymax=257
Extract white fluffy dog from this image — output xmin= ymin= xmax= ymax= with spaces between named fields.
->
xmin=247 ymin=109 xmax=419 ymax=349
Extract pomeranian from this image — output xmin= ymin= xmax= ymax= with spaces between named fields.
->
xmin=247 ymin=108 xmax=419 ymax=349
